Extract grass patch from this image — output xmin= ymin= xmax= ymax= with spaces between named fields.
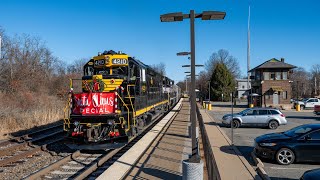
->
xmin=0 ymin=92 xmax=65 ymax=140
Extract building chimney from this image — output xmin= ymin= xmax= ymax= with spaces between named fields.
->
xmin=281 ymin=58 xmax=285 ymax=62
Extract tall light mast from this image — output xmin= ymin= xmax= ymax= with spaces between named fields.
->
xmin=0 ymin=35 xmax=2 ymax=58
xmin=247 ymin=6 xmax=251 ymax=103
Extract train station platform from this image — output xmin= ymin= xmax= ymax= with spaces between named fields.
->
xmin=199 ymin=107 xmax=260 ymax=180
xmin=97 ymin=99 xmax=261 ymax=179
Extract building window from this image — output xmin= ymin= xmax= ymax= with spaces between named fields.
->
xmin=256 ymin=71 xmax=261 ymax=80
xmin=270 ymin=72 xmax=275 ymax=80
xmin=283 ymin=91 xmax=287 ymax=99
xmin=265 ymin=94 xmax=270 ymax=99
xmin=264 ymin=72 xmax=270 ymax=80
xmin=242 ymin=85 xmax=245 ymax=89
xmin=276 ymin=72 xmax=281 ymax=80
xmin=282 ymin=72 xmax=287 ymax=80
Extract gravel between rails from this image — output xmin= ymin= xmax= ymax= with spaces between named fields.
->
xmin=0 ymin=140 xmax=73 ymax=180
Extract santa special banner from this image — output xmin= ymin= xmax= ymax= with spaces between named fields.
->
xmin=72 ymin=92 xmax=115 ymax=115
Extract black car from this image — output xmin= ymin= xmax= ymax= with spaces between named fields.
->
xmin=300 ymin=168 xmax=320 ymax=180
xmin=254 ymin=124 xmax=320 ymax=165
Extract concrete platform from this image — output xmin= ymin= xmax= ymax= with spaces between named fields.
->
xmin=123 ymin=99 xmax=191 ymax=180
xmin=96 ymin=99 xmax=184 ymax=180
xmin=200 ymin=107 xmax=261 ymax=180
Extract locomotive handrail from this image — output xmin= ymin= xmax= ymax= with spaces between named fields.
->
xmin=115 ymin=92 xmax=131 ymax=132
xmin=127 ymin=84 xmax=136 ymax=127
xmin=63 ymin=97 xmax=71 ymax=130
xmin=63 ymin=79 xmax=74 ymax=130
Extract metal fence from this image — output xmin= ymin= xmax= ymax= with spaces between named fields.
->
xmin=196 ymin=105 xmax=221 ymax=180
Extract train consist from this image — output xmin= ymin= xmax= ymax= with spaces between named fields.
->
xmin=64 ymin=50 xmax=180 ymax=149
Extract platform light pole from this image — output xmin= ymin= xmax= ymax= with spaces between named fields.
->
xmin=0 ymin=35 xmax=2 ymax=58
xmin=208 ymin=80 xmax=211 ymax=101
xmin=161 ymin=10 xmax=226 ymax=176
xmin=185 ymin=72 xmax=190 ymax=94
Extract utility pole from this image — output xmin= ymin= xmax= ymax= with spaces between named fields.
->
xmin=315 ymin=77 xmax=317 ymax=95
xmin=185 ymin=78 xmax=188 ymax=93
xmin=247 ymin=6 xmax=252 ymax=105
xmin=0 ymin=35 xmax=2 ymax=58
xmin=208 ymin=81 xmax=211 ymax=101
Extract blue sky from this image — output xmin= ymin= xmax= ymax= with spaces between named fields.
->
xmin=1 ymin=0 xmax=320 ymax=83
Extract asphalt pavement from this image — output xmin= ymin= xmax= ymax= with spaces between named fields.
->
xmin=207 ymin=101 xmax=320 ymax=180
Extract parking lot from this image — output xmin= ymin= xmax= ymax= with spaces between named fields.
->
xmin=207 ymin=101 xmax=320 ymax=180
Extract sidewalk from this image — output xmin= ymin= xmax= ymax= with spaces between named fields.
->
xmin=199 ymin=106 xmax=261 ymax=180
xmin=124 ymin=99 xmax=191 ymax=179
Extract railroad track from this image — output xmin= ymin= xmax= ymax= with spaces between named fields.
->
xmin=0 ymin=123 xmax=63 ymax=148
xmin=25 ymin=110 xmax=175 ymax=180
xmin=0 ymin=124 xmax=64 ymax=167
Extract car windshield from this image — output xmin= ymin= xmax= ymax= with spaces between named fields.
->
xmin=238 ymin=109 xmax=251 ymax=115
xmin=283 ymin=125 xmax=313 ymax=137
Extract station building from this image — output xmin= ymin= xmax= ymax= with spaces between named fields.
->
xmin=248 ymin=58 xmax=296 ymax=109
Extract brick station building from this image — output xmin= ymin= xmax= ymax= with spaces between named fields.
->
xmin=248 ymin=58 xmax=296 ymax=109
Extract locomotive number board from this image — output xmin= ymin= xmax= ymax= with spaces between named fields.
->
xmin=112 ymin=58 xmax=128 ymax=65
xmin=94 ymin=59 xmax=105 ymax=66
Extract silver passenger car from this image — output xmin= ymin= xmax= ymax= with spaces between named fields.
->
xmin=222 ymin=107 xmax=287 ymax=129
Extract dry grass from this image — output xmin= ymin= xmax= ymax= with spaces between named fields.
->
xmin=0 ymin=92 xmax=65 ymax=139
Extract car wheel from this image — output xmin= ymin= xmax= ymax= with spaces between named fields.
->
xmin=300 ymin=105 xmax=305 ymax=110
xmin=231 ymin=120 xmax=240 ymax=128
xmin=276 ymin=148 xmax=295 ymax=165
xmin=268 ymin=120 xmax=279 ymax=129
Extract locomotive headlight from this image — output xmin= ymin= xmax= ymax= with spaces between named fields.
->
xmin=108 ymin=120 xmax=114 ymax=125
xmin=74 ymin=121 xmax=80 ymax=126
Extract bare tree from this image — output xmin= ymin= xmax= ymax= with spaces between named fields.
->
xmin=67 ymin=58 xmax=88 ymax=77
xmin=311 ymin=64 xmax=320 ymax=96
xmin=176 ymin=80 xmax=186 ymax=92
xmin=205 ymin=49 xmax=241 ymax=78
xmin=150 ymin=62 xmax=166 ymax=76
xmin=290 ymin=67 xmax=311 ymax=98
xmin=195 ymin=70 xmax=210 ymax=96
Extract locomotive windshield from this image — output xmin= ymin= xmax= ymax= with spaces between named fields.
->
xmin=84 ymin=64 xmax=128 ymax=77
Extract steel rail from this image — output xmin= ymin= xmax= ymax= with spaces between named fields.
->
xmin=24 ymin=150 xmax=81 ymax=180
xmin=9 ymin=123 xmax=63 ymax=141
xmin=0 ymin=130 xmax=64 ymax=157
xmin=0 ymin=124 xmax=63 ymax=149
xmin=0 ymin=138 xmax=63 ymax=167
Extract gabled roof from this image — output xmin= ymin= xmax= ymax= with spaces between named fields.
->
xmin=248 ymin=58 xmax=296 ymax=72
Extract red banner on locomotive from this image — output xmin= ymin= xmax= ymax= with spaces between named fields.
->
xmin=72 ymin=93 xmax=116 ymax=115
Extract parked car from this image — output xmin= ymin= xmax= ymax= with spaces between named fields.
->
xmin=300 ymin=168 xmax=320 ymax=180
xmin=254 ymin=124 xmax=320 ymax=165
xmin=222 ymin=107 xmax=287 ymax=129
xmin=294 ymin=98 xmax=320 ymax=110
xmin=314 ymin=105 xmax=320 ymax=115
xmin=290 ymin=98 xmax=298 ymax=103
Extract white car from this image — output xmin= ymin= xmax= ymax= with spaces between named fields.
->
xmin=222 ymin=108 xmax=287 ymax=129
xmin=294 ymin=98 xmax=320 ymax=110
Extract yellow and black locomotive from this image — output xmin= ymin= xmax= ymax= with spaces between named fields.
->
xmin=64 ymin=50 xmax=180 ymax=149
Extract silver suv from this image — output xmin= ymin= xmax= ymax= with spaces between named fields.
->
xmin=222 ymin=107 xmax=287 ymax=129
